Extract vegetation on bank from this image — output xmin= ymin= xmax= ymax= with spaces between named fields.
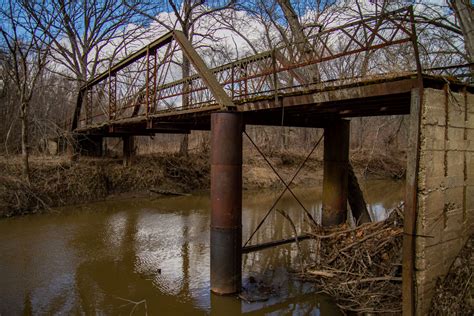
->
xmin=0 ymin=149 xmax=406 ymax=218
xmin=430 ymin=235 xmax=474 ymax=314
xmin=0 ymin=153 xmax=209 ymax=217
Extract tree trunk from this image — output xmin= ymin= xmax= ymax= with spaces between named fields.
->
xmin=20 ymin=101 xmax=30 ymax=183
xmin=451 ymin=0 xmax=474 ymax=65
xmin=276 ymin=0 xmax=320 ymax=81
xmin=179 ymin=24 xmax=191 ymax=156
xmin=179 ymin=57 xmax=190 ymax=156
xmin=276 ymin=0 xmax=308 ymax=53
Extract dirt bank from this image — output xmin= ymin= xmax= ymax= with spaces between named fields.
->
xmin=430 ymin=235 xmax=474 ymax=314
xmin=0 ymin=150 xmax=405 ymax=217
xmin=0 ymin=154 xmax=208 ymax=217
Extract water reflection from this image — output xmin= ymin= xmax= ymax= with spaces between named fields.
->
xmin=0 ymin=180 xmax=403 ymax=315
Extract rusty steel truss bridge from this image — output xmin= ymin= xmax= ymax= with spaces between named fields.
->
xmin=71 ymin=7 xmax=471 ymax=136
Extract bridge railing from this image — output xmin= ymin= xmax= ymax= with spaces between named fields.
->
xmin=73 ymin=6 xmax=469 ymax=131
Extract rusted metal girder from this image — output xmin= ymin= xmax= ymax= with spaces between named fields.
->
xmin=242 ymin=234 xmax=311 ymax=254
xmin=172 ymin=30 xmax=235 ymax=110
xmin=72 ymin=7 xmax=421 ymax=132
xmin=86 ymin=32 xmax=174 ymax=90
xmin=210 ymin=112 xmax=243 ymax=295
xmin=322 ymin=120 xmax=350 ymax=226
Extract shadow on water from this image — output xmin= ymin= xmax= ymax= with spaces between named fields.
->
xmin=0 ymin=180 xmax=404 ymax=315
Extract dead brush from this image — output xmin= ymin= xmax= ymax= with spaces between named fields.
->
xmin=300 ymin=206 xmax=404 ymax=313
xmin=0 ymin=175 xmax=53 ymax=216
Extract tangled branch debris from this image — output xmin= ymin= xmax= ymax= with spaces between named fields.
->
xmin=300 ymin=207 xmax=404 ymax=313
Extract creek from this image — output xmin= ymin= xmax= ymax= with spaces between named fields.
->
xmin=0 ymin=180 xmax=404 ymax=315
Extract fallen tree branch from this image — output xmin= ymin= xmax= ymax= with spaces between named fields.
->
xmin=149 ymin=188 xmax=190 ymax=196
xmin=340 ymin=276 xmax=402 ymax=285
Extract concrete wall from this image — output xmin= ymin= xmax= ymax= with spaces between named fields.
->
xmin=415 ymin=87 xmax=474 ymax=315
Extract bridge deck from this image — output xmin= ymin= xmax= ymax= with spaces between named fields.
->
xmin=75 ymin=73 xmax=467 ymax=136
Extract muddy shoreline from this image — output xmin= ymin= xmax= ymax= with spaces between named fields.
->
xmin=0 ymin=151 xmax=405 ymax=217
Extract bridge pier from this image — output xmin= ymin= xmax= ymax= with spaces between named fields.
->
xmin=210 ymin=112 xmax=243 ymax=295
xmin=322 ymin=120 xmax=350 ymax=226
xmin=122 ymin=136 xmax=135 ymax=167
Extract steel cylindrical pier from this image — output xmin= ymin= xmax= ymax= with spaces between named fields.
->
xmin=322 ymin=120 xmax=350 ymax=226
xmin=210 ymin=112 xmax=243 ymax=295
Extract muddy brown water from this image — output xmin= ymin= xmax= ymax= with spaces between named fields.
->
xmin=0 ymin=180 xmax=404 ymax=315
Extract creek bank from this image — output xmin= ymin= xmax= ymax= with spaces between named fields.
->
xmin=429 ymin=235 xmax=474 ymax=314
xmin=0 ymin=150 xmax=405 ymax=217
xmin=0 ymin=154 xmax=209 ymax=217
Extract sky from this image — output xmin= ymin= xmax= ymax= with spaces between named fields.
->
xmin=42 ymin=0 xmax=466 ymax=84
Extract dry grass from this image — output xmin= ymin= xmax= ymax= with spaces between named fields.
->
xmin=351 ymin=148 xmax=406 ymax=179
xmin=0 ymin=153 xmax=210 ymax=217
xmin=430 ymin=235 xmax=474 ymax=315
xmin=0 ymin=148 xmax=404 ymax=217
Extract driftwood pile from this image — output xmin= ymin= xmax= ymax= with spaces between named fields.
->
xmin=301 ymin=207 xmax=404 ymax=313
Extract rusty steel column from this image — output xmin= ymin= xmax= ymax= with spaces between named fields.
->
xmin=322 ymin=120 xmax=350 ymax=226
xmin=210 ymin=112 xmax=243 ymax=295
xmin=123 ymin=136 xmax=134 ymax=167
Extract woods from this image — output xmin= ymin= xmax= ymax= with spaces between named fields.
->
xmin=0 ymin=0 xmax=472 ymax=176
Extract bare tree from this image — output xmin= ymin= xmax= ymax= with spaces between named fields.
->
xmin=126 ymin=0 xmax=235 ymax=156
xmin=379 ymin=1 xmax=472 ymax=69
xmin=275 ymin=0 xmax=320 ymax=81
xmin=0 ymin=0 xmax=54 ymax=181
xmin=450 ymin=0 xmax=474 ymax=65
xmin=21 ymin=0 xmax=144 ymax=131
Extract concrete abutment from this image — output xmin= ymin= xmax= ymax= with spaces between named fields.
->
xmin=410 ymin=87 xmax=474 ymax=315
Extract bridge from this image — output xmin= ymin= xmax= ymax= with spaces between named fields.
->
xmin=68 ymin=7 xmax=473 ymax=315
xmin=71 ymin=7 xmax=470 ymax=136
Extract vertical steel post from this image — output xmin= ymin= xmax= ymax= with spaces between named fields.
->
xmin=108 ymin=74 xmax=116 ymax=121
xmin=123 ymin=136 xmax=134 ymax=167
xmin=231 ymin=62 xmax=235 ymax=99
xmin=322 ymin=120 xmax=350 ymax=226
xmin=152 ymin=48 xmax=158 ymax=114
xmin=210 ymin=112 xmax=243 ymax=295
xmin=146 ymin=47 xmax=150 ymax=116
